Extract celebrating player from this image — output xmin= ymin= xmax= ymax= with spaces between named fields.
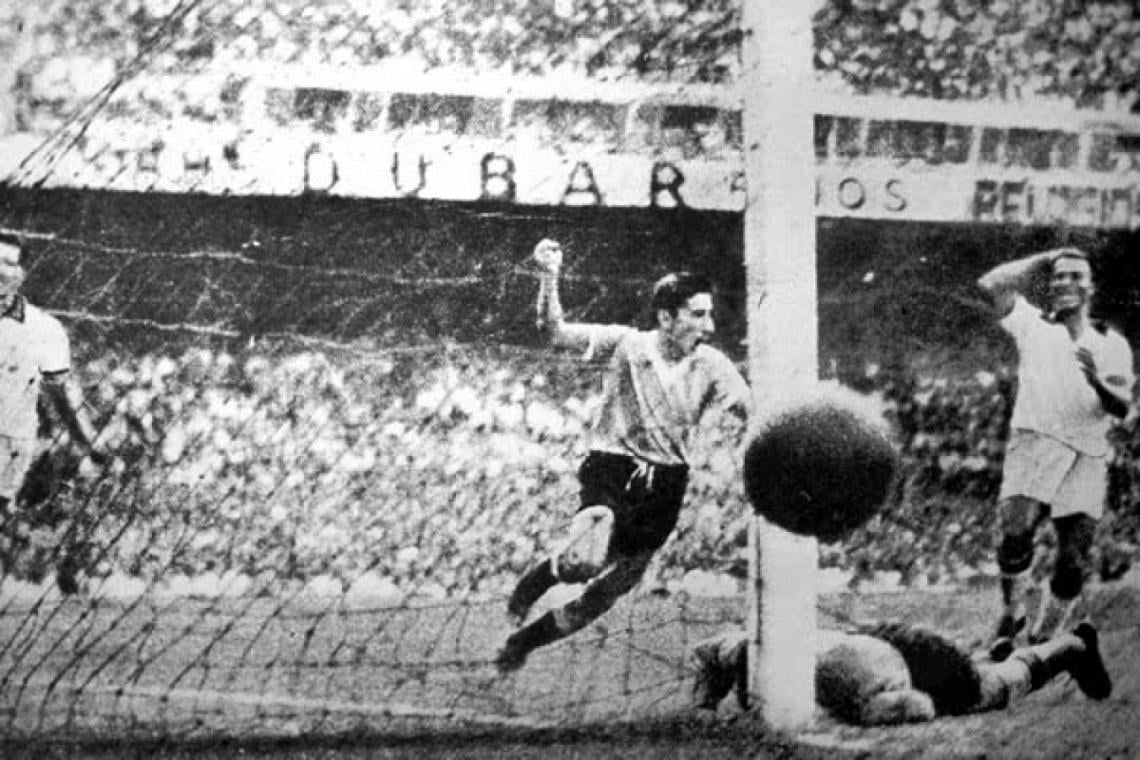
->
xmin=977 ymin=248 xmax=1134 ymax=648
xmin=494 ymin=238 xmax=750 ymax=673
xmin=691 ymin=620 xmax=1112 ymax=725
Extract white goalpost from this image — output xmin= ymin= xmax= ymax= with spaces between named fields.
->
xmin=741 ymin=0 xmax=821 ymax=732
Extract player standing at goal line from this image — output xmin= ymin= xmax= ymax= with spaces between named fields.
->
xmin=494 ymin=238 xmax=751 ymax=673
xmin=977 ymin=248 xmax=1135 ymax=650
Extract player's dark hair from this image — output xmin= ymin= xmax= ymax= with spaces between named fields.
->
xmin=650 ymin=271 xmax=712 ymax=315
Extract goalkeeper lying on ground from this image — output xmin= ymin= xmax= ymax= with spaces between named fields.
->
xmin=691 ymin=621 xmax=1111 ymax=725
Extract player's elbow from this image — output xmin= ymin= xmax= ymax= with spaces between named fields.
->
xmin=975 ymin=282 xmax=1014 ymax=318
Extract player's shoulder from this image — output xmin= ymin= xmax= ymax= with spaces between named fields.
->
xmin=23 ymin=301 xmax=66 ymax=334
xmin=1094 ymin=319 xmax=1131 ymax=346
xmin=693 ymin=341 xmax=729 ymax=360
xmin=617 ymin=326 xmax=656 ymax=355
xmin=1000 ymin=293 xmax=1040 ymax=324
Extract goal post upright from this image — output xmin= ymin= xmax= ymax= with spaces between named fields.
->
xmin=741 ymin=0 xmax=820 ymax=732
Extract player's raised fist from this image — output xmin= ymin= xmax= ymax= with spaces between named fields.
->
xmin=532 ymin=239 xmax=563 ymax=274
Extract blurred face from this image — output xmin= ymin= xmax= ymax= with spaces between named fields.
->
xmin=659 ymin=293 xmax=715 ymax=357
xmin=0 ymin=243 xmax=24 ymax=303
xmin=1049 ymin=256 xmax=1092 ymax=318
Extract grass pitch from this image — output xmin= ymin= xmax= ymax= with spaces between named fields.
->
xmin=2 ymin=577 xmax=1139 ymax=759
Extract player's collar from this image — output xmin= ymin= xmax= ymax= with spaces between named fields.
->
xmin=0 ymin=295 xmax=25 ymax=322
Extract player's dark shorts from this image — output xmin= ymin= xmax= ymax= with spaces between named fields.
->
xmin=577 ymin=450 xmax=689 ymax=557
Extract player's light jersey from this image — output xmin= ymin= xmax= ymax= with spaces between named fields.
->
xmin=815 ymin=629 xmax=913 ymax=716
xmin=581 ymin=325 xmax=749 ymax=466
xmin=0 ymin=298 xmax=71 ymax=440
xmin=1002 ymin=295 xmax=1135 ymax=457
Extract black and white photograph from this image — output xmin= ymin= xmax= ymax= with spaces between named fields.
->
xmin=1 ymin=1 xmax=1139 ymax=758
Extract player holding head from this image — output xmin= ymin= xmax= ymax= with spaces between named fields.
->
xmin=494 ymin=239 xmax=750 ymax=673
xmin=977 ymin=248 xmax=1134 ymax=648
xmin=0 ymin=235 xmax=106 ymax=590
xmin=692 ymin=620 xmax=1112 ymax=724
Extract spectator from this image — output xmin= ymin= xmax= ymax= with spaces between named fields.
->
xmin=977 ymin=248 xmax=1135 ymax=647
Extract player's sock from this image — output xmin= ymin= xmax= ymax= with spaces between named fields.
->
xmin=1070 ymin=622 xmax=1112 ymax=700
xmin=507 ymin=558 xmax=557 ymax=624
xmin=995 ymin=574 xmax=1027 ymax=643
xmin=993 ymin=604 xmax=1026 ymax=643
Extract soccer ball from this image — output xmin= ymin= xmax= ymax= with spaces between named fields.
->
xmin=743 ymin=385 xmax=899 ymax=542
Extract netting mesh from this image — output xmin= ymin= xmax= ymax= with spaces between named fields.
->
xmin=0 ymin=308 xmax=762 ymax=739
xmin=0 ymin=2 xmax=767 ymax=741
xmin=1 ymin=585 xmax=767 ymax=741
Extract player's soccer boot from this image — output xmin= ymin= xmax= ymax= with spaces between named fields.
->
xmin=1069 ymin=621 xmax=1112 ymax=700
xmin=493 ymin=611 xmax=563 ymax=675
xmin=493 ymin=638 xmax=531 ymax=675
xmin=988 ymin=607 xmax=1027 ymax=662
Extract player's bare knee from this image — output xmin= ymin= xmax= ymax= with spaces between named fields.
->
xmin=554 ymin=505 xmax=612 ymax=582
xmin=998 ymin=496 xmax=1042 ymax=533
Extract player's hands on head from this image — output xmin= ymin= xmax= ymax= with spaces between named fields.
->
xmin=532 ymin=239 xmax=563 ymax=275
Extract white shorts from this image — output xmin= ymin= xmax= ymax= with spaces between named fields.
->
xmin=998 ymin=430 xmax=1108 ymax=519
xmin=0 ymin=435 xmax=37 ymax=502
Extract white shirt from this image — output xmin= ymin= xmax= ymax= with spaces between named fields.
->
xmin=581 ymin=326 xmax=750 ymax=466
xmin=1002 ymin=295 xmax=1134 ymax=456
xmin=0 ymin=298 xmax=71 ymax=440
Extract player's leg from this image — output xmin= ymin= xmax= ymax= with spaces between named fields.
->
xmin=1029 ymin=450 xmax=1106 ymax=643
xmin=495 ymin=549 xmax=652 ymax=673
xmin=993 ymin=431 xmax=1078 ymax=649
xmin=975 ymin=622 xmax=1111 ymax=711
xmin=994 ymin=495 xmax=1047 ymax=644
xmin=505 ymin=505 xmax=613 ymax=625
xmin=1029 ymin=514 xmax=1096 ymax=643
xmin=504 ymin=451 xmax=623 ymax=625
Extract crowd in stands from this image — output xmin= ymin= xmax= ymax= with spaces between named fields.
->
xmin=4 ymin=0 xmax=1138 ymax=137
xmin=4 ymin=343 xmax=1136 ymax=598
